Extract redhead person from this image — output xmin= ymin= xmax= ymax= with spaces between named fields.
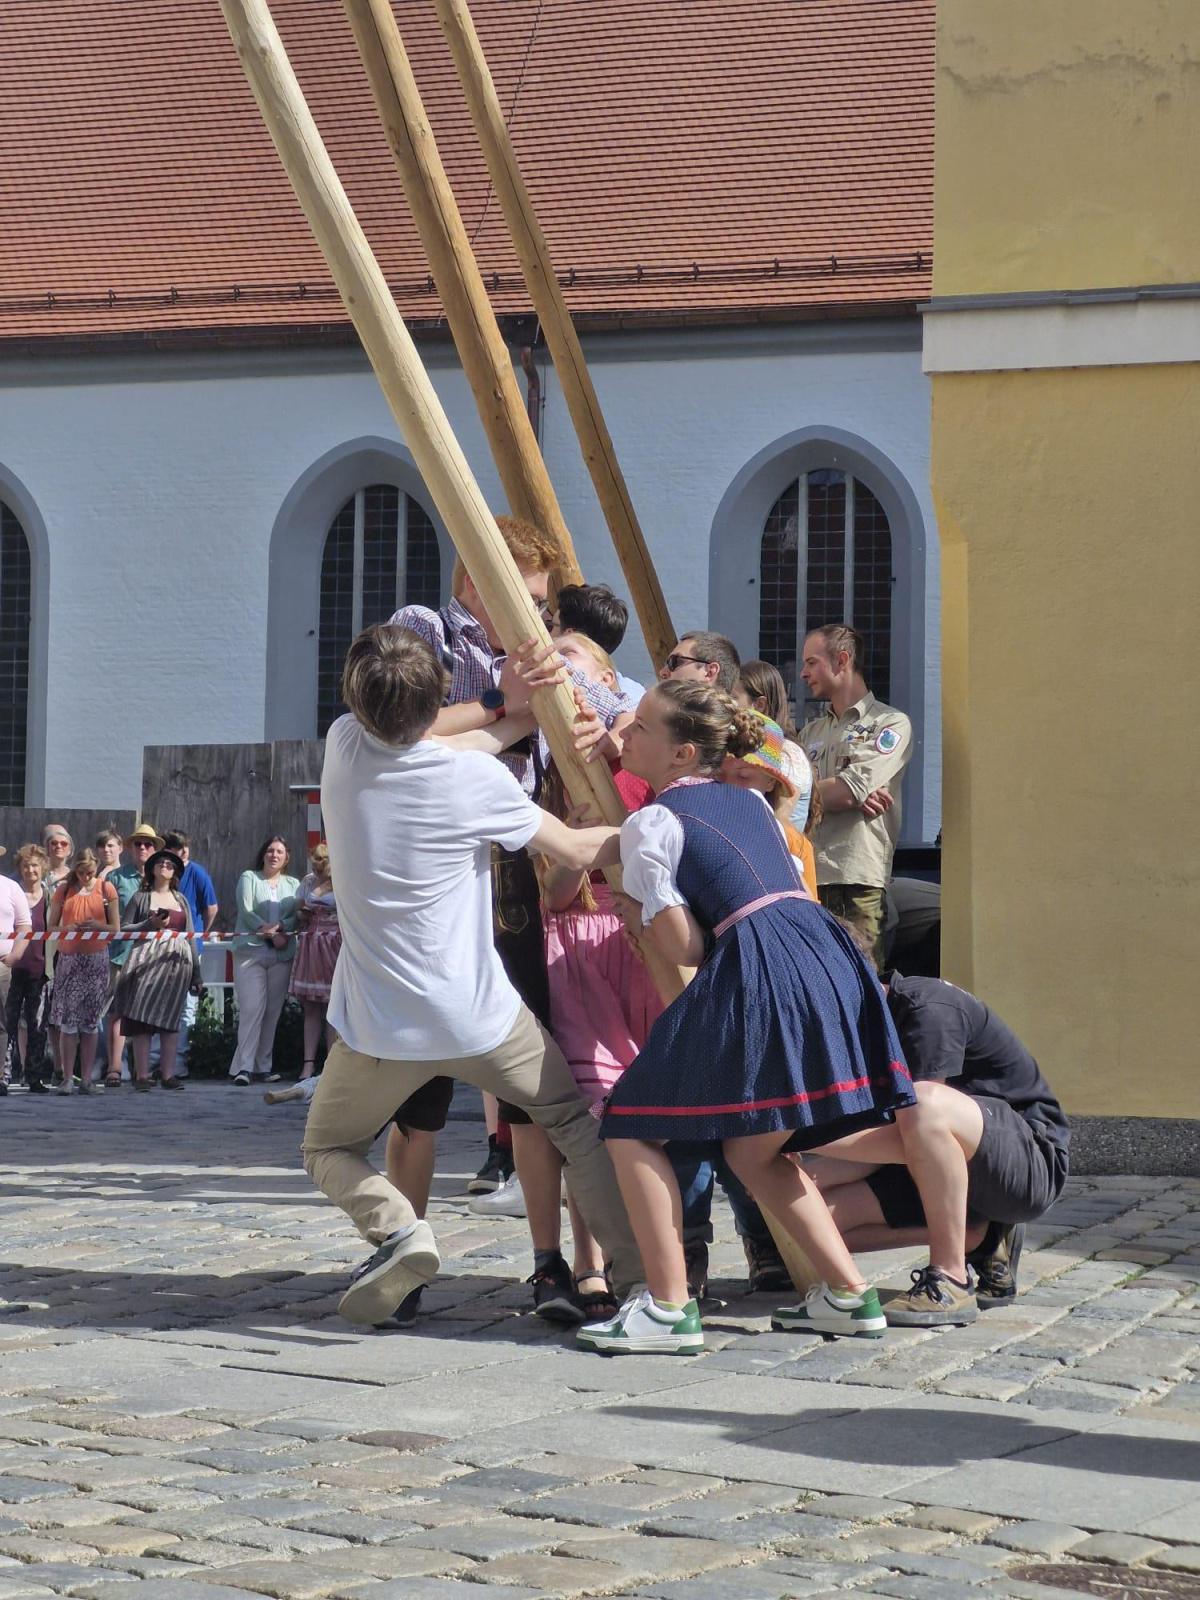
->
xmin=45 ymin=848 xmax=120 ymax=1094
xmin=289 ymin=842 xmax=340 ymax=1082
xmin=577 ymin=680 xmax=915 ymax=1355
xmin=229 ymin=837 xmax=300 ymax=1087
xmin=3 ymin=845 xmax=50 ymax=1092
xmin=110 ymin=848 xmax=201 ymax=1091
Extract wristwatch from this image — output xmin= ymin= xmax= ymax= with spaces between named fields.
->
xmin=480 ymin=687 xmax=506 ymax=720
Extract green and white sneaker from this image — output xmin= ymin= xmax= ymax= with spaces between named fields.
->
xmin=771 ymin=1282 xmax=887 ymax=1339
xmin=576 ymin=1288 xmax=704 ymax=1355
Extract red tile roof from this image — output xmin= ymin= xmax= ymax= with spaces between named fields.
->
xmin=0 ymin=0 xmax=933 ymax=345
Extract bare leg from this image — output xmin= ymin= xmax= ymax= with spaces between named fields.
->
xmin=300 ymin=1000 xmax=323 ymax=1077
xmin=723 ymin=1132 xmax=866 ymax=1290
xmin=130 ymin=1033 xmax=151 ymax=1085
xmin=106 ymin=1014 xmax=124 ymax=1081
xmin=607 ymin=1139 xmax=688 ymax=1305
xmin=565 ymin=1188 xmax=606 ymax=1281
xmin=48 ymin=1025 xmax=61 ymax=1082
xmin=511 ymin=1121 xmax=564 ymax=1253
xmin=805 ymin=1083 xmax=986 ymax=1281
xmin=59 ymin=1033 xmax=76 ymax=1088
xmin=384 ymin=1123 xmax=436 ymax=1219
xmin=824 ymin=1177 xmax=987 ymax=1255
xmin=78 ymin=1032 xmax=99 ymax=1088
xmin=158 ymin=1031 xmax=180 ymax=1083
xmin=482 ymin=1091 xmax=499 ymax=1137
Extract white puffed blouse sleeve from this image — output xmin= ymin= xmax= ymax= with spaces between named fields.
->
xmin=619 ymin=804 xmax=687 ymax=926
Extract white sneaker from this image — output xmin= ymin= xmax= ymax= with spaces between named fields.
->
xmin=576 ymin=1288 xmax=704 ymax=1355
xmin=338 ymin=1221 xmax=440 ymax=1326
xmin=468 ymin=1172 xmax=526 ymax=1217
xmin=771 ymin=1282 xmax=887 ymax=1338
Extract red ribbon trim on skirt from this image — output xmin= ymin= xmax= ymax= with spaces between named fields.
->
xmin=604 ymin=1062 xmax=912 ymax=1118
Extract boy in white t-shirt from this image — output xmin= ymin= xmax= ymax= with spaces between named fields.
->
xmin=305 ymin=622 xmax=642 ymax=1327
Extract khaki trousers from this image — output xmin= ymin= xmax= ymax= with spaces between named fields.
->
xmin=302 ymin=1004 xmax=643 ymax=1294
xmin=818 ymin=883 xmax=886 ymax=968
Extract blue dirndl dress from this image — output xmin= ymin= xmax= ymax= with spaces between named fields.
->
xmin=600 ymin=779 xmax=914 ymax=1149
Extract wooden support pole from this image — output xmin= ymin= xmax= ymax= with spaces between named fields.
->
xmin=432 ymin=0 xmax=677 ymax=674
xmin=340 ymin=0 xmax=582 ymax=587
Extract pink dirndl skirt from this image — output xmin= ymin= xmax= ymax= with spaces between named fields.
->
xmin=544 ymin=882 xmax=663 ymax=1110
xmin=289 ymin=912 xmax=341 ymax=1002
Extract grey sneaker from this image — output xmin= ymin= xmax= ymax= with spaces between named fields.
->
xmin=885 ymin=1266 xmax=977 ymax=1327
xmin=338 ymin=1222 xmax=440 ymax=1327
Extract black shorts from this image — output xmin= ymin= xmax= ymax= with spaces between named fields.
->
xmin=392 ymin=1076 xmax=455 ymax=1135
xmin=865 ymin=1095 xmax=1067 ymax=1230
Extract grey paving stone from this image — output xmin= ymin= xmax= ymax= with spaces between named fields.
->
xmin=345 ymin=1583 xmax=540 ymax=1600
xmin=1069 ymin=1531 xmax=1169 ymax=1563
xmin=984 ymin=1521 xmax=1092 ymax=1556
xmin=1148 ymin=1547 xmax=1200 ymax=1574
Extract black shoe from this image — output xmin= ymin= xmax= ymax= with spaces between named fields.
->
xmin=528 ymin=1255 xmax=583 ymax=1324
xmin=968 ymin=1222 xmax=1024 ymax=1309
xmin=0 ymin=1082 xmax=7 ymax=1097
xmin=377 ymin=1283 xmax=425 ymax=1330
xmin=683 ymin=1237 xmax=710 ymax=1303
xmin=742 ymin=1235 xmax=792 ymax=1294
xmin=28 ymin=1079 xmax=48 ymax=1095
xmin=468 ymin=1134 xmax=513 ymax=1195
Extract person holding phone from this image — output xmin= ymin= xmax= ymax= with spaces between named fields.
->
xmin=110 ymin=848 xmax=201 ymax=1091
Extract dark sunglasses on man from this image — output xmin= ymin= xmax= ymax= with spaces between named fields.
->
xmin=663 ymin=651 xmax=714 ymax=672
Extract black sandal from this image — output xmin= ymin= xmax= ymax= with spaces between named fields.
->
xmin=573 ymin=1272 xmax=618 ymax=1322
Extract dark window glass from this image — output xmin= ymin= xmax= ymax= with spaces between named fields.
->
xmin=758 ymin=469 xmax=893 ymax=719
xmin=0 ymin=503 xmax=31 ymax=805
xmin=317 ymin=487 xmax=442 ymax=736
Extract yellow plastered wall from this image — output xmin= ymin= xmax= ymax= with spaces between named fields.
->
xmin=932 ymin=2 xmax=1200 ymax=1116
xmin=935 ymin=367 xmax=1200 ymax=1116
xmin=934 ymin=0 xmax=1200 ymax=295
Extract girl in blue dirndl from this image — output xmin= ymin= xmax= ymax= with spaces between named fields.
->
xmin=577 ymin=680 xmax=915 ymax=1356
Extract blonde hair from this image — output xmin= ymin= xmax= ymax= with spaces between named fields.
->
xmin=652 ymin=681 xmax=764 ymax=773
xmin=15 ymin=843 xmax=48 ymax=872
xmin=309 ymin=842 xmax=331 ymax=883
xmin=556 ymin=630 xmax=618 ymax=687
xmin=451 ymin=515 xmax=562 ymax=598
xmin=66 ymin=847 xmax=99 ymax=889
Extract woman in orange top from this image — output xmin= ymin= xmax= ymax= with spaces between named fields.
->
xmin=46 ymin=848 xmax=120 ymax=1094
xmin=721 ymin=711 xmax=821 ymax=896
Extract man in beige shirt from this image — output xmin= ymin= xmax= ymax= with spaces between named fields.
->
xmin=799 ymin=623 xmax=912 ymax=961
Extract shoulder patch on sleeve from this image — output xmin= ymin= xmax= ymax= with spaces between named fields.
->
xmin=875 ymin=727 xmax=902 ymax=754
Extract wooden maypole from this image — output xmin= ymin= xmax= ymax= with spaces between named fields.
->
xmin=432 ymin=0 xmax=677 ymax=674
xmin=340 ymin=0 xmax=582 ymax=587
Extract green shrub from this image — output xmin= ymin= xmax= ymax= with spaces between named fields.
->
xmin=186 ymin=991 xmax=313 ymax=1078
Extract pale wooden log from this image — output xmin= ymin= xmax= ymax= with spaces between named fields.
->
xmin=341 ymin=0 xmax=582 ymax=587
xmin=433 ymin=0 xmax=677 ymax=674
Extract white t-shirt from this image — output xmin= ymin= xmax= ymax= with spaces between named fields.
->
xmin=322 ymin=716 xmax=543 ymax=1061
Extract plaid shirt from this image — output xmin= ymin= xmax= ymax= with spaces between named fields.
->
xmin=391 ymin=598 xmax=630 ymax=795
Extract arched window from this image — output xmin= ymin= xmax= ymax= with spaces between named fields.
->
xmin=759 ymin=468 xmax=893 ymax=713
xmin=317 ymin=485 xmax=442 ymax=735
xmin=0 ymin=501 xmax=31 ymax=804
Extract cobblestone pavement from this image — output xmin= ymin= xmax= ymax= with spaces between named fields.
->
xmin=0 ymin=1083 xmax=1198 ymax=1599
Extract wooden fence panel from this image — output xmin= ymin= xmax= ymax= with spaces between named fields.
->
xmin=141 ymin=741 xmax=324 ymax=929
xmin=0 ymin=808 xmax=138 ymax=866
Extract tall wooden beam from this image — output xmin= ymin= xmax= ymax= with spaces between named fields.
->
xmin=341 ymin=0 xmax=582 ymax=587
xmin=433 ymin=0 xmax=677 ymax=673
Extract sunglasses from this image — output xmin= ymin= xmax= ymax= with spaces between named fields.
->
xmin=132 ymin=841 xmax=156 ymax=849
xmin=664 ymin=653 xmax=712 ymax=672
